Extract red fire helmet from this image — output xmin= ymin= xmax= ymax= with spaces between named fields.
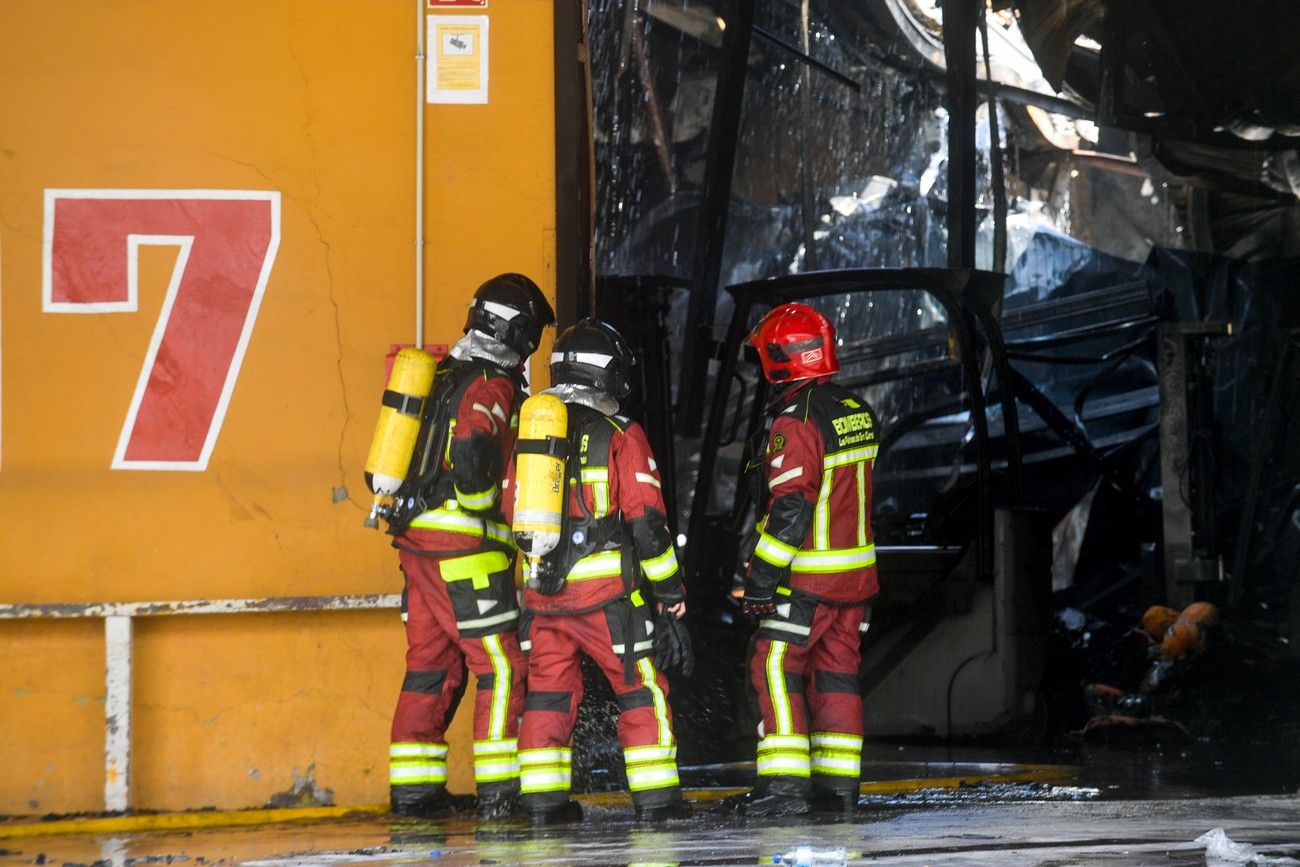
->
xmin=748 ymin=302 xmax=839 ymax=383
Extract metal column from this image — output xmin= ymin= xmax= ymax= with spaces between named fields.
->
xmin=1157 ymin=322 xmax=1228 ymax=607
xmin=941 ymin=0 xmax=979 ymax=269
xmin=678 ymin=0 xmax=756 ymax=434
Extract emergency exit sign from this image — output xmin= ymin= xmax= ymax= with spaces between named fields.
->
xmin=429 ymin=0 xmax=486 ymax=7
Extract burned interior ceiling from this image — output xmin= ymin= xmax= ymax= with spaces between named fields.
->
xmin=1008 ymin=0 xmax=1300 ymax=205
xmin=1010 ymin=0 xmax=1300 ymax=140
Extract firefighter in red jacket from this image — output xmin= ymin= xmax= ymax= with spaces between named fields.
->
xmin=508 ymin=319 xmax=689 ymax=824
xmin=737 ymin=303 xmax=878 ymax=816
xmin=385 ymin=273 xmax=554 ymax=819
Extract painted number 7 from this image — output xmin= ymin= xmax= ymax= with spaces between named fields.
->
xmin=44 ymin=190 xmax=281 ymax=471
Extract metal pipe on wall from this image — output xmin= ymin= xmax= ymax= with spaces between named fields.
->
xmin=415 ymin=0 xmax=426 ymax=348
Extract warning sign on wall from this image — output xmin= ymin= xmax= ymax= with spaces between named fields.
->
xmin=427 ymin=16 xmax=488 ymax=104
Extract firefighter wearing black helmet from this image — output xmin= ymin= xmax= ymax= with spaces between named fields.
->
xmin=503 ymin=318 xmax=690 ymax=824
xmin=386 ymin=273 xmax=554 ymax=820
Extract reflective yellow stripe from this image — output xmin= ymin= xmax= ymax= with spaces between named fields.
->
xmin=473 ymin=738 xmax=519 ymax=756
xmin=625 ymin=763 xmax=680 ymax=791
xmin=389 ymin=742 xmax=449 ymax=786
xmin=440 ymin=550 xmax=511 ymax=589
xmin=637 ymin=658 xmax=673 ymax=746
xmin=754 ymin=532 xmax=798 ymax=568
xmin=757 ymin=733 xmax=809 ymax=751
xmin=814 ymin=469 xmax=832 ymax=549
xmin=856 ymin=461 xmax=867 ymax=546
xmin=765 ymin=642 xmax=792 ymax=735
xmin=408 ymin=505 xmax=512 ymax=545
xmin=519 ymin=747 xmax=572 ymax=794
xmin=810 ymin=755 xmax=862 ymax=776
xmin=823 ymin=444 xmax=877 ymax=468
xmin=759 ymin=617 xmax=811 ymax=637
xmin=472 ymin=760 xmax=520 ymax=783
xmin=390 ymin=742 xmax=449 ymax=758
xmin=566 ymin=550 xmax=623 ymax=581
xmin=472 ymin=737 xmax=520 ymax=783
xmin=757 ymin=733 xmax=811 ymax=779
xmin=519 ymin=771 xmax=570 ymax=792
xmin=790 ymin=544 xmax=876 ymax=573
xmin=455 ymin=483 xmax=497 ymax=511
xmin=624 ymin=744 xmax=677 ymax=764
xmin=810 ymin=732 xmax=863 ymax=776
xmin=581 ymin=468 xmax=610 ymax=516
xmin=483 ymin=633 xmax=511 ymax=741
xmin=756 ymin=754 xmax=812 ymax=777
xmin=640 ymin=546 xmax=679 ymax=582
xmin=518 ymin=747 xmax=570 ymax=765
xmin=624 ymin=743 xmax=679 ymax=792
xmin=389 ymin=765 xmax=448 ymax=785
xmin=810 ymin=732 xmax=864 ymax=751
xmin=768 ymin=466 xmax=805 ymax=489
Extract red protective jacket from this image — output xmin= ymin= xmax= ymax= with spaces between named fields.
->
xmin=748 ymin=379 xmax=879 ymax=604
xmin=507 ymin=402 xmax=683 ymax=614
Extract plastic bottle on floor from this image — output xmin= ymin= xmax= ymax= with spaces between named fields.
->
xmin=774 ymin=845 xmax=849 ymax=866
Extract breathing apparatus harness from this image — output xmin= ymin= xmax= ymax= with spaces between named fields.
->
xmin=386 ymin=356 xmax=523 ymax=549
xmin=529 ymin=403 xmax=629 ymax=595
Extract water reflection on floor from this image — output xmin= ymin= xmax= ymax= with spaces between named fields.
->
xmin=4 ymin=794 xmax=1300 ymax=867
xmin=5 ymin=744 xmax=1300 ymax=867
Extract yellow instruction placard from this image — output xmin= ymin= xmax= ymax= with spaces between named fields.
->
xmin=427 ymin=16 xmax=488 ymax=104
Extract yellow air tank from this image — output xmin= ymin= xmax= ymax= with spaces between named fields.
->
xmin=513 ymin=393 xmax=568 ymax=574
xmin=364 ymin=347 xmax=437 ymax=527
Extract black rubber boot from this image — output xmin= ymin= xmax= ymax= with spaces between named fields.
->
xmin=528 ymin=798 xmax=583 ymax=825
xmin=391 ymin=783 xmax=456 ymax=818
xmin=633 ymin=793 xmax=692 ymax=822
xmin=724 ymin=778 xmax=810 ymax=817
xmin=810 ymin=787 xmax=858 ymax=815
xmin=531 ymin=798 xmax=583 ymax=825
xmin=476 ymin=788 xmax=520 ymax=821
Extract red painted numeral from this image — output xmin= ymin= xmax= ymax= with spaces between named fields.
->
xmin=44 ymin=190 xmax=281 ymax=470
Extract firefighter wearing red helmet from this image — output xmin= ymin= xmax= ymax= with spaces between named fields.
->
xmin=385 ymin=273 xmax=554 ymax=820
xmin=736 ymin=302 xmax=878 ymax=816
xmin=506 ymin=318 xmax=690 ymax=824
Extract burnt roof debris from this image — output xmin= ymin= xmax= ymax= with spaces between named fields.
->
xmin=1011 ymin=0 xmax=1300 ymax=145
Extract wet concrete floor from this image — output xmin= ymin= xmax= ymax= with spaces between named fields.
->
xmin=3 ymin=794 xmax=1299 ymax=866
xmin=6 ymin=747 xmax=1300 ymax=867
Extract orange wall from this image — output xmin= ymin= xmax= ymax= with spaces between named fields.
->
xmin=0 ymin=1 xmax=556 ymax=813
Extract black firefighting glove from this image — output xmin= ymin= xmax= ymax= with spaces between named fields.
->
xmin=742 ymin=558 xmax=783 ymax=616
xmin=654 ymin=609 xmax=694 ymax=678
xmin=741 ymin=591 xmax=777 ymax=616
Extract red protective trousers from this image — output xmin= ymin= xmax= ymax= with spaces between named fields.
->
xmin=518 ymin=608 xmax=680 ymax=810
xmin=390 ymin=548 xmax=527 ymax=797
xmin=750 ymin=601 xmax=865 ymax=797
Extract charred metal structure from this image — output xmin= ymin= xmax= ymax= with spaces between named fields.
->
xmin=573 ymin=0 xmax=1300 ymax=763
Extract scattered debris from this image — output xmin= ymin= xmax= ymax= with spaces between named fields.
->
xmin=1196 ymin=828 xmax=1300 ymax=866
xmin=1074 ymin=601 xmax=1222 ymax=744
xmin=264 ymin=765 xmax=334 ymax=809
